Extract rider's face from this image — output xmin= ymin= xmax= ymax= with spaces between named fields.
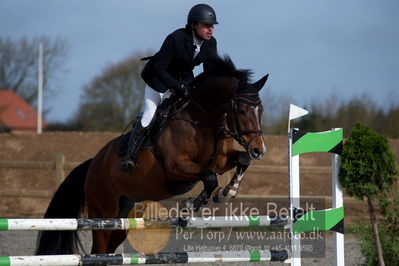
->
xmin=194 ymin=23 xmax=214 ymax=40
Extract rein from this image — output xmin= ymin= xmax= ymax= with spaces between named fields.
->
xmin=170 ymin=98 xmax=214 ymax=127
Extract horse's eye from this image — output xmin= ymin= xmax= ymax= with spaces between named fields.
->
xmin=238 ymin=109 xmax=246 ymax=115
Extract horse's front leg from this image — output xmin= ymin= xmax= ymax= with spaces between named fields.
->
xmin=189 ymin=169 xmax=218 ymax=211
xmin=213 ymin=152 xmax=250 ymax=201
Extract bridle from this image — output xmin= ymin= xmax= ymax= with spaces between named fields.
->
xmin=219 ymin=93 xmax=263 ymax=151
xmin=170 ymin=93 xmax=263 ymax=152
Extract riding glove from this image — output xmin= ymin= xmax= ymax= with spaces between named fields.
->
xmin=172 ymin=84 xmax=191 ymax=97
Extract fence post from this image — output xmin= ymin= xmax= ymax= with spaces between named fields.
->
xmin=332 ymin=128 xmax=344 ymax=266
xmin=54 ymin=154 xmax=65 ymax=189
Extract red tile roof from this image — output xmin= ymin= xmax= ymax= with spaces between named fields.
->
xmin=0 ymin=89 xmax=46 ymax=132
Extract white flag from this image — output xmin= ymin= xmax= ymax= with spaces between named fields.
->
xmin=289 ymin=104 xmax=308 ymax=120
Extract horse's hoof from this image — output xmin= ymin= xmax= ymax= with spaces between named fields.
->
xmin=180 ymin=198 xmax=195 ymax=214
xmin=212 ymin=195 xmax=219 ymax=203
xmin=180 ymin=198 xmax=193 ymax=208
xmin=212 ymin=187 xmax=223 ymax=203
xmin=180 ymin=198 xmax=203 ymax=212
xmin=193 ymin=198 xmax=206 ymax=212
xmin=193 ymin=204 xmax=200 ymax=212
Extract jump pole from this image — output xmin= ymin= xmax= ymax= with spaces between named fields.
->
xmin=0 ymin=250 xmax=289 ymax=266
xmin=0 ymin=216 xmax=288 ymax=231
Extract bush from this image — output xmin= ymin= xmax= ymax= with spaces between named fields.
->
xmin=340 ymin=122 xmax=398 ymax=265
xmin=339 ymin=122 xmax=397 ymax=200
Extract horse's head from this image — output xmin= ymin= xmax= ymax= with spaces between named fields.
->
xmin=189 ymin=55 xmax=268 ymax=159
xmin=227 ymin=74 xmax=269 ymax=160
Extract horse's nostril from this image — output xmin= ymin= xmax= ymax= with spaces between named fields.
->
xmin=253 ymin=148 xmax=261 ymax=156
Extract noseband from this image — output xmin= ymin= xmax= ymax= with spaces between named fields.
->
xmin=220 ymin=93 xmax=263 ymax=151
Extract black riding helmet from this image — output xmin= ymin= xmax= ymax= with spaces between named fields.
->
xmin=187 ymin=4 xmax=218 ymax=25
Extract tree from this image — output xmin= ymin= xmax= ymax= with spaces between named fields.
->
xmin=340 ymin=122 xmax=398 ymax=266
xmin=0 ymin=36 xmax=69 ymax=105
xmin=73 ymin=52 xmax=149 ymax=131
xmin=263 ymin=91 xmax=399 ymax=138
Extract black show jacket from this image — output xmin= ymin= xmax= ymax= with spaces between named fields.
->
xmin=141 ymin=28 xmax=217 ymax=93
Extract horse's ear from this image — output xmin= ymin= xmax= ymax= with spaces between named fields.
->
xmin=253 ymin=74 xmax=269 ymax=91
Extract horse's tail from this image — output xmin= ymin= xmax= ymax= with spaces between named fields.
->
xmin=35 ymin=158 xmax=92 ymax=255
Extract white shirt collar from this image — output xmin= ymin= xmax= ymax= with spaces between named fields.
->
xmin=192 ymin=34 xmax=204 ymax=47
xmin=192 ymin=33 xmax=203 ymax=59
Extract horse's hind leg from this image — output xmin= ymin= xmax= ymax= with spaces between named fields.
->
xmin=106 ymin=196 xmax=135 ymax=253
xmin=90 ymin=224 xmax=113 ymax=254
xmin=87 ymin=192 xmax=121 ymax=254
xmin=213 ymin=152 xmax=250 ymax=201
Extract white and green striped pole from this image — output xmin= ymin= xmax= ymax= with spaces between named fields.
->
xmin=288 ymin=104 xmax=309 ymax=266
xmin=289 ymin=128 xmax=301 ymax=266
xmin=0 ymin=250 xmax=289 ymax=265
xmin=332 ymin=128 xmax=344 ymax=266
xmin=0 ymin=216 xmax=288 ymax=231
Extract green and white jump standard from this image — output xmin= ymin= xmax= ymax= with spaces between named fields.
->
xmin=289 ymin=128 xmax=344 ymax=266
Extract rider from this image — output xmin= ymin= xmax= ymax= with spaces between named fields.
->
xmin=121 ymin=4 xmax=219 ymax=172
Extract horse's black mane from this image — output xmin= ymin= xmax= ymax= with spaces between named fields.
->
xmin=192 ymin=55 xmax=253 ymax=93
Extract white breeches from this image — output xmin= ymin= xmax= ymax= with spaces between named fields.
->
xmin=141 ymin=85 xmax=171 ymax=127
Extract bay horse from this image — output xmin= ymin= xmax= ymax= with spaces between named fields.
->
xmin=36 ymin=56 xmax=269 ymax=255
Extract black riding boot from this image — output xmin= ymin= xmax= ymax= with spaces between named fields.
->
xmin=121 ymin=122 xmax=146 ymax=173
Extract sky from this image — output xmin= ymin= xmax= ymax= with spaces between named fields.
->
xmin=1 ymin=0 xmax=399 ymax=122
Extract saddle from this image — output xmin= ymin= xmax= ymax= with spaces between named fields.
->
xmin=118 ymin=95 xmax=187 ymax=157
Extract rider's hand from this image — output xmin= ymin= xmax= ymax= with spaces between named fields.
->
xmin=172 ymin=84 xmax=191 ymax=97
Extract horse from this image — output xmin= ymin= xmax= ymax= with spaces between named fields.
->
xmin=36 ymin=56 xmax=269 ymax=255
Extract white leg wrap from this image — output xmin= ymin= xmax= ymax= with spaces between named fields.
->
xmin=226 ymin=189 xmax=237 ymax=197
